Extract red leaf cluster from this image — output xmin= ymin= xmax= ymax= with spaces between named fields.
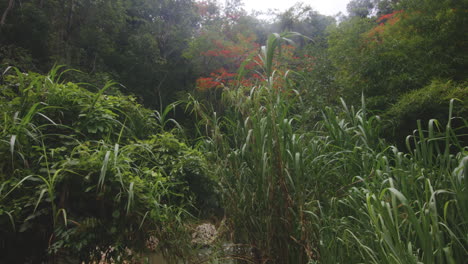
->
xmin=376 ymin=10 xmax=403 ymax=24
xmin=196 ymin=39 xmax=317 ymax=91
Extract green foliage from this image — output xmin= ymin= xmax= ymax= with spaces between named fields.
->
xmin=194 ymin=87 xmax=467 ymax=263
xmin=317 ymin=100 xmax=467 ymax=264
xmin=0 ymin=45 xmax=37 ymax=72
xmin=347 ymin=0 xmax=375 ymax=17
xmin=0 ymin=68 xmax=214 ymax=263
xmin=0 ymin=67 xmax=156 ymax=142
xmin=1 ymin=0 xmax=467 ymax=262
xmin=0 ymin=0 xmax=200 ymax=108
xmin=384 ymin=80 xmax=468 ymax=142
xmin=275 ymin=3 xmax=335 ymax=42
xmin=386 ymin=80 xmax=467 ymax=120
xmin=327 ymin=17 xmax=375 ymax=102
xmin=193 ymin=84 xmax=316 ymax=263
xmin=189 ymin=32 xmax=467 ymax=263
xmin=327 ymin=0 xmax=467 ymax=109
xmin=183 ymin=1 xmax=262 ymax=79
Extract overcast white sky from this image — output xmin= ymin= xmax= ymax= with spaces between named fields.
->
xmin=243 ymin=0 xmax=350 ymax=16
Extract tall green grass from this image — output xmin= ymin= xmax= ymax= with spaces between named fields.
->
xmin=317 ymin=100 xmax=467 ymax=263
xmin=191 ymin=34 xmax=467 ymax=263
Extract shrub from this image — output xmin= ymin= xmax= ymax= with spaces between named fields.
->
xmin=0 ymin=67 xmax=214 ymax=263
xmin=384 ymin=80 xmax=467 ymax=143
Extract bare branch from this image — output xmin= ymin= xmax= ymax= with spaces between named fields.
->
xmin=1 ymin=0 xmax=15 ymax=26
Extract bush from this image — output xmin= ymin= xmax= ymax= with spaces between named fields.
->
xmin=384 ymin=80 xmax=467 ymax=143
xmin=0 ymin=67 xmax=214 ymax=263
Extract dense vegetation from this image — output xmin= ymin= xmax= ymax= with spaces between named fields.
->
xmin=0 ymin=67 xmax=217 ymax=262
xmin=1 ymin=0 xmax=466 ymax=263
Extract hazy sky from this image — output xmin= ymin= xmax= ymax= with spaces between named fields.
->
xmin=243 ymin=0 xmax=350 ymax=16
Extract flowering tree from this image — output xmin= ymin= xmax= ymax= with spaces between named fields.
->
xmin=193 ymin=34 xmax=318 ymax=91
xmin=328 ymin=0 xmax=466 ymax=109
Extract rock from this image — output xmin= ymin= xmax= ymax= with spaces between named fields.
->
xmin=191 ymin=223 xmax=217 ymax=245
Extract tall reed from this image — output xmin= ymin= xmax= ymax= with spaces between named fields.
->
xmin=192 ymin=33 xmax=467 ymax=263
xmin=191 ymin=33 xmax=324 ymax=263
xmin=314 ymin=100 xmax=467 ymax=263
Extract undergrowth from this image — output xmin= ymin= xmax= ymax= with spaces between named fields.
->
xmin=0 ymin=67 xmax=215 ymax=263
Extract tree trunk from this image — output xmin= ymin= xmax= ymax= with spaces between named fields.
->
xmin=66 ymin=0 xmax=74 ymax=32
xmin=0 ymin=0 xmax=15 ymax=26
xmin=64 ymin=0 xmax=75 ymax=65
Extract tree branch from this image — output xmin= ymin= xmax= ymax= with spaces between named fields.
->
xmin=1 ymin=0 xmax=15 ymax=26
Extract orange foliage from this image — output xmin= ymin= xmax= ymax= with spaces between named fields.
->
xmin=367 ymin=10 xmax=404 ymax=42
xmin=196 ymin=40 xmax=317 ymax=91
